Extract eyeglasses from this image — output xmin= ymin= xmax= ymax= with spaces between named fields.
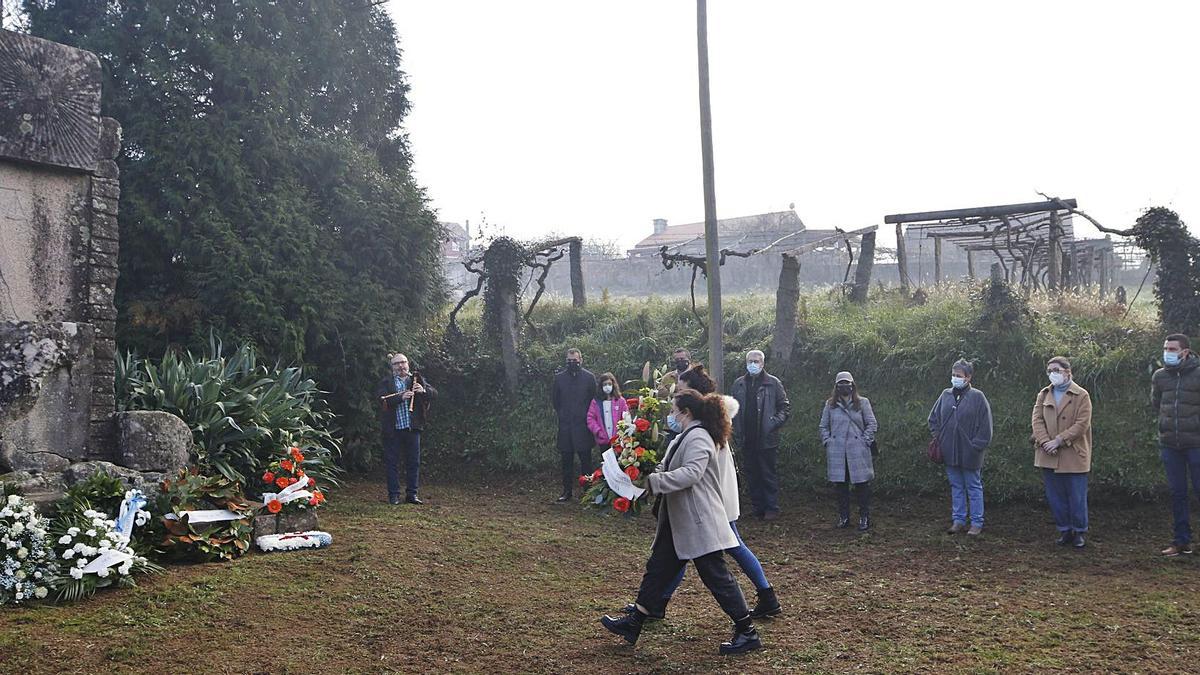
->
xmin=1046 ymin=368 xmax=1065 ymax=375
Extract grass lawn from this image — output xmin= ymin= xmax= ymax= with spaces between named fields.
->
xmin=2 ymin=477 xmax=1199 ymax=674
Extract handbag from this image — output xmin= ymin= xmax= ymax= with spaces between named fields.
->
xmin=838 ymin=403 xmax=879 ymax=458
xmin=928 ymin=396 xmax=958 ymax=464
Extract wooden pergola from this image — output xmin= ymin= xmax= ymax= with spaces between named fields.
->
xmin=886 ymin=199 xmax=1078 ymax=291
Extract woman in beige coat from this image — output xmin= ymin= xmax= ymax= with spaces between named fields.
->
xmin=1032 ymin=356 xmax=1093 ymax=548
xmin=601 ymin=390 xmax=761 ymax=655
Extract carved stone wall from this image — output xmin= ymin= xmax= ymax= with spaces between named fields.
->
xmin=0 ymin=29 xmax=121 ymax=464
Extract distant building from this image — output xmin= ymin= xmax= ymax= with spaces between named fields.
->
xmin=440 ymin=221 xmax=471 ymax=289
xmin=628 ymin=210 xmax=807 ymax=258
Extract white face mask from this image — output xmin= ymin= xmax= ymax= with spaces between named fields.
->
xmin=602 ymin=384 xmax=613 ymax=395
xmin=1048 ymin=372 xmax=1067 ymax=387
xmin=951 ymin=376 xmax=967 ymax=390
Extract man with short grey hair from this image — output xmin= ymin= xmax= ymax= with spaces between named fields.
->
xmin=731 ymin=350 xmax=791 ymax=520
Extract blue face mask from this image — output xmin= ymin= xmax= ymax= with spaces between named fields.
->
xmin=666 ymin=413 xmax=682 ymax=433
xmin=1164 ymin=351 xmax=1182 ymax=366
xmin=951 ymin=376 xmax=967 ymax=390
xmin=747 ymin=362 xmax=762 ymax=376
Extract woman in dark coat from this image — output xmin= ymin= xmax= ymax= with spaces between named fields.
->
xmin=928 ymin=359 xmax=993 ymax=536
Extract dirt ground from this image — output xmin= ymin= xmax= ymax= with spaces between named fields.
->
xmin=2 ymin=477 xmax=1199 ymax=674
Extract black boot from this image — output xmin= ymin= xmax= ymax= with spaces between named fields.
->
xmin=857 ymin=514 xmax=871 ymax=531
xmin=749 ymin=586 xmax=781 ymax=619
xmin=601 ymin=610 xmax=645 ymax=644
xmin=719 ymin=615 xmax=762 ymax=655
xmin=556 ymin=490 xmax=572 ymax=503
xmin=622 ymin=602 xmax=664 ymax=620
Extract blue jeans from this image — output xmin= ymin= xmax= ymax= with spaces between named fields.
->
xmin=383 ymin=429 xmax=421 ymax=499
xmin=1161 ymin=447 xmax=1200 ymax=545
xmin=1042 ymin=469 xmax=1089 ymax=533
xmin=662 ymin=521 xmax=771 ymax=599
xmin=945 ymin=465 xmax=984 ymax=527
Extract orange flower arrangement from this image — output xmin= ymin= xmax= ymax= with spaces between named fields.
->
xmin=260 ymin=444 xmax=328 ymax=515
xmin=266 ymin=499 xmax=282 ymax=514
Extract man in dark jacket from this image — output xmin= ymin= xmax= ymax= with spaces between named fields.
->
xmin=376 ymin=353 xmax=437 ymax=505
xmin=553 ymin=348 xmax=597 ymax=502
xmin=1152 ymin=333 xmax=1200 ymax=556
xmin=731 ymin=350 xmax=791 ymax=520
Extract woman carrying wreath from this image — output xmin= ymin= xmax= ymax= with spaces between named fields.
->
xmin=600 ymin=390 xmax=762 ymax=655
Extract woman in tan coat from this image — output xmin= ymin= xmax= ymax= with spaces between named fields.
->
xmin=1032 ymin=356 xmax=1093 ymax=548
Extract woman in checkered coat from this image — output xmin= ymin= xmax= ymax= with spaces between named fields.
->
xmin=819 ymin=371 xmax=878 ymax=531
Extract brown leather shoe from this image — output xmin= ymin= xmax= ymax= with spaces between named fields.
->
xmin=1161 ymin=543 xmax=1193 ymax=557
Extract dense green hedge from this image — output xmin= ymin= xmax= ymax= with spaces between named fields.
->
xmin=413 ymin=285 xmax=1163 ymax=502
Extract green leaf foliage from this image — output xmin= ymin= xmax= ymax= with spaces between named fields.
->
xmin=26 ymin=0 xmax=446 ymax=468
xmin=116 ymin=335 xmax=342 ymax=489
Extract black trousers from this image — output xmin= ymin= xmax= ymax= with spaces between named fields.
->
xmin=634 ymin=504 xmax=750 ymax=621
xmin=835 ymin=464 xmax=871 ymax=517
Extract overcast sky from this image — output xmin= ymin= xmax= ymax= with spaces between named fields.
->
xmin=386 ymin=1 xmax=1199 ymax=250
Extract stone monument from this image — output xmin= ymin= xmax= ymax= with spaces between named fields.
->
xmin=1 ymin=29 xmax=185 ymax=506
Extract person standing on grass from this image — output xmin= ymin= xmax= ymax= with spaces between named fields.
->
xmin=600 ymin=389 xmax=762 ymax=655
xmin=1151 ymin=333 xmax=1200 ymax=557
xmin=587 ymin=372 xmax=629 ymax=453
xmin=656 ymin=347 xmax=692 ymax=398
xmin=928 ymin=359 xmax=993 ymax=536
xmin=376 ymin=353 xmax=437 ymax=505
xmin=731 ymin=350 xmax=791 ymax=521
xmin=820 ymin=371 xmax=878 ymax=532
xmin=1032 ymin=357 xmax=1093 ymax=549
xmin=553 ymin=348 xmax=597 ymax=503
xmin=618 ymin=365 xmax=782 ymax=621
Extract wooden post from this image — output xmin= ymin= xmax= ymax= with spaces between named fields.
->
xmin=850 ymin=232 xmax=876 ymax=302
xmin=770 ymin=254 xmax=801 ymax=362
xmin=990 ymin=262 xmax=1003 ymax=285
xmin=568 ymin=238 xmax=586 ymax=307
xmin=696 ymin=0 xmax=724 ymax=389
xmin=895 ymin=222 xmax=910 ymax=294
xmin=1048 ymin=211 xmax=1062 ymax=291
xmin=966 ymin=250 xmax=976 ymax=280
xmin=933 ymin=237 xmax=942 ymax=285
xmin=1099 ymin=249 xmax=1110 ymax=300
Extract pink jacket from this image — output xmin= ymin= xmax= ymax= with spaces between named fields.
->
xmin=586 ymin=397 xmax=629 ymax=446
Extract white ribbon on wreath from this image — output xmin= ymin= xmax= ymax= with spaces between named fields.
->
xmin=261 ymin=476 xmax=314 ymax=507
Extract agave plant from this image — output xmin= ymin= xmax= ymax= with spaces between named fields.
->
xmin=116 ymin=334 xmax=342 ymax=489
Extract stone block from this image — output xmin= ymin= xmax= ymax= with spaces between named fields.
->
xmin=0 ymin=321 xmax=95 ymax=473
xmin=91 ymin=212 xmax=118 ymax=240
xmin=91 ymin=179 xmax=120 ymax=200
xmin=88 ymin=265 xmax=118 ymax=287
xmin=93 ymin=336 xmax=116 ymax=359
xmin=93 ymin=159 xmax=119 ymax=179
xmin=88 ymin=249 xmax=118 ymax=270
xmin=115 ymin=410 xmax=192 ymax=473
xmin=91 ymin=196 xmax=118 ymax=216
xmin=277 ymin=509 xmax=319 ymax=533
xmin=0 ymin=31 xmax=102 ymax=171
xmin=252 ymin=514 xmax=278 ymax=540
xmin=62 ymin=460 xmax=159 ymax=493
xmin=91 ymin=237 xmax=119 ymax=254
xmin=99 ymin=117 xmax=122 ymax=160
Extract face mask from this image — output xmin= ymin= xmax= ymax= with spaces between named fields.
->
xmin=567 ymin=361 xmax=581 ymax=373
xmin=836 ymin=384 xmax=853 ymax=397
xmin=602 ymin=384 xmax=613 ymax=395
xmin=951 ymin=376 xmax=967 ymax=390
xmin=675 ymin=359 xmax=689 ymax=372
xmin=1048 ymin=372 xmax=1067 ymax=387
xmin=747 ymin=362 xmax=762 ymax=376
xmin=1164 ymin=351 xmax=1182 ymax=366
xmin=666 ymin=413 xmax=682 ymax=433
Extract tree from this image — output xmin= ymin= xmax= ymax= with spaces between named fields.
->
xmin=26 ymin=0 xmax=446 ymax=467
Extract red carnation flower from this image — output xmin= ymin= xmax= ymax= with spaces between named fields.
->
xmin=625 ymin=465 xmax=640 ymax=481
xmin=626 ymin=398 xmax=640 ymax=409
xmin=308 ymin=477 xmax=316 ymax=487
xmin=609 ymin=434 xmax=620 ymax=446
xmin=592 ymin=469 xmax=603 ymax=481
xmin=275 ymin=476 xmax=289 ymax=489
xmin=262 ymin=471 xmax=275 ymax=484
xmin=635 ymin=447 xmax=645 ymax=458
xmin=266 ymin=499 xmax=282 ymax=514
xmin=579 ymin=475 xmax=589 ymax=487
xmin=308 ymin=497 xmax=319 ymax=506
xmin=635 ymin=418 xmax=650 ymax=433
xmin=280 ymin=459 xmax=294 ymax=472
xmin=613 ymin=497 xmax=631 ymax=513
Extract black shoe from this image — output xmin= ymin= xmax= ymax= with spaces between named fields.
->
xmin=622 ymin=602 xmax=664 ymax=620
xmin=749 ymin=587 xmax=781 ymax=619
xmin=1057 ymin=531 xmax=1073 ymax=546
xmin=388 ymin=496 xmax=401 ymax=505
xmin=1072 ymin=533 xmax=1086 ymax=548
xmin=406 ymin=496 xmax=424 ymax=505
xmin=835 ymin=515 xmax=850 ymax=529
xmin=857 ymin=515 xmax=871 ymax=532
xmin=719 ymin=619 xmax=762 ymax=655
xmin=556 ymin=492 xmax=572 ymax=503
xmin=601 ymin=611 xmax=645 ymax=644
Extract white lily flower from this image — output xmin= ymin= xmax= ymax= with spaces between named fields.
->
xmin=96 ymin=568 xmax=110 ymax=578
xmin=34 ymin=586 xmax=48 ymax=599
xmin=69 ymin=567 xmax=84 ymax=580
xmin=67 ymin=527 xmax=80 ymax=536
xmin=58 ymin=535 xmax=72 ymax=545
xmin=62 ymin=549 xmax=75 ymax=559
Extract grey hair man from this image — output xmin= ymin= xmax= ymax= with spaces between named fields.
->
xmin=731 ymin=350 xmax=792 ymax=520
